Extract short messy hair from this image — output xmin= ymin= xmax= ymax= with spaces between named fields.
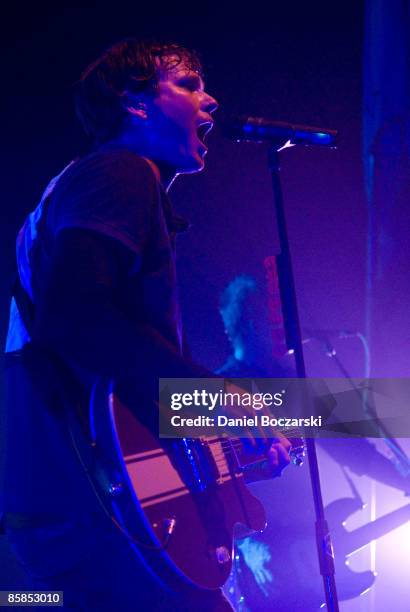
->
xmin=219 ymin=275 xmax=258 ymax=339
xmin=74 ymin=38 xmax=203 ymax=144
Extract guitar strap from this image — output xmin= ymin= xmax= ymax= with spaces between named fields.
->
xmin=11 ymin=274 xmax=35 ymax=338
xmin=10 ymin=158 xmax=78 ymax=341
xmin=7 ymin=187 xmax=87 ymax=418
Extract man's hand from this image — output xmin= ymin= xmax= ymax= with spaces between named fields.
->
xmin=266 ymin=433 xmax=292 ymax=477
xmin=242 ymin=432 xmax=292 ymax=482
xmin=222 ymin=380 xmax=293 ymax=481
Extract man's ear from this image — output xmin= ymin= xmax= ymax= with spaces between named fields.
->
xmin=122 ymin=92 xmax=148 ymax=121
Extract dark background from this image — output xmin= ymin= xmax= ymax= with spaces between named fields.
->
xmin=3 ymin=4 xmax=410 ymax=611
xmin=0 ymin=1 xmax=365 ymax=377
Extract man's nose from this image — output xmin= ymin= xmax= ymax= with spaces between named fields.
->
xmin=202 ymin=92 xmax=219 ymax=114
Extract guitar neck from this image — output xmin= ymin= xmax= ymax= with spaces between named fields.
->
xmin=204 ymin=428 xmax=305 ymax=483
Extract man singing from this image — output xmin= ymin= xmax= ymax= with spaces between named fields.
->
xmin=1 ymin=39 xmax=290 ymax=610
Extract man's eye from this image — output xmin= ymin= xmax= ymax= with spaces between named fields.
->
xmin=181 ymin=82 xmax=196 ymax=92
xmin=178 ymin=78 xmax=200 ymax=92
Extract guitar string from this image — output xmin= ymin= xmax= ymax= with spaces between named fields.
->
xmin=208 ymin=434 xmax=305 ymax=453
xmin=186 ymin=431 xmax=306 ymax=472
xmin=212 ymin=440 xmax=303 ymax=454
xmin=207 ymin=428 xmax=302 ymax=446
xmin=209 ymin=443 xmax=305 ymax=466
xmin=211 ymin=448 xmax=303 ymax=464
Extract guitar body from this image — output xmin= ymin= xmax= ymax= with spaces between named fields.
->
xmin=68 ymin=378 xmax=266 ymax=591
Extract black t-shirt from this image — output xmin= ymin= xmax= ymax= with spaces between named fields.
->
xmin=44 ymin=147 xmax=185 ymax=353
xmin=1 ymin=147 xmax=203 ymax=515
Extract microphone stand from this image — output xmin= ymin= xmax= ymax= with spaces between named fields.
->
xmin=268 ymin=146 xmax=340 ymax=611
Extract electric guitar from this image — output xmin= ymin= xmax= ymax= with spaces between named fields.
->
xmin=67 ymin=377 xmax=304 ymax=592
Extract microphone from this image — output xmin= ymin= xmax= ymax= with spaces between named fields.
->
xmin=221 ymin=115 xmax=338 ymax=147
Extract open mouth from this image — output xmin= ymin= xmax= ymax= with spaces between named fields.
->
xmin=196 ymin=122 xmax=213 ymax=145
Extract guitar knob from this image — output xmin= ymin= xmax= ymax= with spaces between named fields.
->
xmin=215 ymin=546 xmax=231 ymax=564
xmin=163 ymin=517 xmax=177 ymax=536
